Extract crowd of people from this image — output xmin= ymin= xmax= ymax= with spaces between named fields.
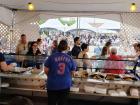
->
xmin=79 ymin=32 xmax=120 ymax=46
xmin=1 ymin=33 xmax=140 ymax=105
xmin=43 ymin=37 xmax=140 ymax=105
xmin=0 ymin=33 xmax=140 ymax=73
xmin=40 ymin=30 xmax=120 ymax=56
xmin=42 ymin=30 xmax=120 ymax=48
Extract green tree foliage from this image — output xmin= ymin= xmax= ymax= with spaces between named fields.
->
xmin=58 ymin=18 xmax=76 ymax=26
xmin=37 ymin=19 xmax=46 ymax=25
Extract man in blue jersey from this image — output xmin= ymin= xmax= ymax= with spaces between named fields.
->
xmin=44 ymin=40 xmax=76 ymax=105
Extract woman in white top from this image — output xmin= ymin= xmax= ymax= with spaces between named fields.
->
xmin=125 ymin=43 xmax=140 ymax=59
xmin=78 ymin=43 xmax=92 ymax=71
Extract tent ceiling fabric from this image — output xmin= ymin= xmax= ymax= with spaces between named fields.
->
xmin=0 ymin=0 xmax=140 ymax=12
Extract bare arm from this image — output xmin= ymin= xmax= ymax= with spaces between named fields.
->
xmin=0 ymin=61 xmax=14 ymax=72
xmin=44 ymin=67 xmax=49 ymax=76
xmin=84 ymin=54 xmax=92 ymax=67
xmin=71 ymin=70 xmax=76 ymax=77
xmin=16 ymin=44 xmax=19 ymax=54
xmin=122 ymin=55 xmax=137 ymax=59
xmin=122 ymin=51 xmax=140 ymax=59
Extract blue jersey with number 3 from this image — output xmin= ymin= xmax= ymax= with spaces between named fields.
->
xmin=44 ymin=52 xmax=76 ymax=90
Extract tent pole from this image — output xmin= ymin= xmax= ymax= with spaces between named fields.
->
xmin=10 ymin=9 xmax=16 ymax=53
xmin=76 ymin=17 xmax=79 ymax=36
xmin=78 ymin=17 xmax=80 ymax=36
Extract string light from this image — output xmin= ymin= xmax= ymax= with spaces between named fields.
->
xmin=130 ymin=3 xmax=136 ymax=12
xmin=28 ymin=2 xmax=35 ymax=11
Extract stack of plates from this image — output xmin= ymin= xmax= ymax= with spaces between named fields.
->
xmin=94 ymin=85 xmax=107 ymax=94
xmin=70 ymin=87 xmax=79 ymax=92
xmin=1 ymin=83 xmax=10 ymax=87
xmin=84 ymin=85 xmax=95 ymax=93
xmin=108 ymin=89 xmax=127 ymax=96
xmin=108 ymin=90 xmax=119 ymax=96
xmin=130 ymin=88 xmax=139 ymax=97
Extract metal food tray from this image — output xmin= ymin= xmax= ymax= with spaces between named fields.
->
xmin=105 ymin=74 xmax=122 ymax=81
xmin=11 ymin=67 xmax=32 ymax=74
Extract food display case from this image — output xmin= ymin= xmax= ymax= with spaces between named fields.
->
xmin=71 ymin=72 xmax=140 ymax=98
xmin=0 ymin=71 xmax=140 ymax=104
xmin=0 ymin=54 xmax=140 ymax=105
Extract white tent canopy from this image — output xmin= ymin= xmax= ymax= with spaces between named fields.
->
xmin=0 ymin=0 xmax=140 ymax=12
xmin=0 ymin=6 xmax=13 ymax=26
xmin=0 ymin=0 xmax=139 ymax=26
xmin=0 ymin=0 xmax=140 ymax=53
xmin=0 ymin=0 xmax=140 ymax=27
xmin=40 ymin=17 xmax=120 ymax=33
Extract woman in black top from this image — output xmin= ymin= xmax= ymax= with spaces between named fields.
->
xmin=26 ymin=42 xmax=41 ymax=68
xmin=27 ymin=42 xmax=41 ymax=55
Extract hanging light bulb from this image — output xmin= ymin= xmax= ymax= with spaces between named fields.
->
xmin=130 ymin=3 xmax=136 ymax=12
xmin=28 ymin=2 xmax=35 ymax=11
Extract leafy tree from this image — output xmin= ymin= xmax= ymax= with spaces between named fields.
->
xmin=37 ymin=19 xmax=46 ymax=25
xmin=58 ymin=18 xmax=76 ymax=26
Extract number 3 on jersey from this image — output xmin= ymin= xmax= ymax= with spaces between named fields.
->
xmin=57 ymin=63 xmax=65 ymax=75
